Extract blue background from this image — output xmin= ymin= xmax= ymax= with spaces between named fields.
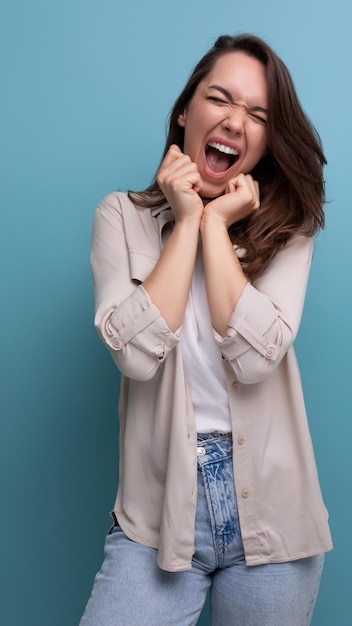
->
xmin=1 ymin=1 xmax=350 ymax=624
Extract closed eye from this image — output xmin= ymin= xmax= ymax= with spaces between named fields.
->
xmin=250 ymin=113 xmax=267 ymax=124
xmin=207 ymin=96 xmax=227 ymax=105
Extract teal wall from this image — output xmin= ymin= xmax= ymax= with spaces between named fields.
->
xmin=1 ymin=1 xmax=350 ymax=624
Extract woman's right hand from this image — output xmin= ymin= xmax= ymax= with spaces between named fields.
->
xmin=142 ymin=145 xmax=203 ymax=332
xmin=156 ymin=145 xmax=204 ymax=222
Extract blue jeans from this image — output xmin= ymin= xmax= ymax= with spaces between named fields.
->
xmin=80 ymin=433 xmax=324 ymax=625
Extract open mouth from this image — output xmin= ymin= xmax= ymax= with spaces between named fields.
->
xmin=205 ymin=141 xmax=239 ymax=174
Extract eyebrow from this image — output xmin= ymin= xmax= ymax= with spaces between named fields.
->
xmin=208 ymin=84 xmax=268 ymax=114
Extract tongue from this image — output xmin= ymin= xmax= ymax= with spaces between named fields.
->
xmin=206 ymin=146 xmax=233 ymax=173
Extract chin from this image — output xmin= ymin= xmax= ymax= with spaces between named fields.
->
xmin=200 ymin=182 xmax=226 ymax=199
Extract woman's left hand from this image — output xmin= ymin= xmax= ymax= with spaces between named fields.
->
xmin=203 ymin=173 xmax=260 ymax=228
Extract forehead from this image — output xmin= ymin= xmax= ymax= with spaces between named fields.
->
xmin=201 ymin=51 xmax=268 ymax=104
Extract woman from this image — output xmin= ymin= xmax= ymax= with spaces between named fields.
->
xmin=80 ymin=34 xmax=332 ymax=625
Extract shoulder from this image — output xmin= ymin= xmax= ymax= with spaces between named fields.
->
xmin=94 ymin=191 xmax=155 ymax=228
xmin=277 ymin=234 xmax=314 ymax=267
xmin=93 ymin=191 xmax=160 ymax=256
xmin=285 ymin=233 xmax=314 ymax=252
xmin=253 ymin=235 xmax=314 ymax=293
xmin=95 ymin=191 xmax=137 ymax=216
xmin=266 ymin=234 xmax=314 ymax=270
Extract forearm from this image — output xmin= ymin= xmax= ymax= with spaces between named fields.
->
xmin=201 ymin=214 xmax=248 ymax=336
xmin=143 ymin=217 xmax=200 ymax=331
xmin=211 ymin=235 xmax=314 ymax=383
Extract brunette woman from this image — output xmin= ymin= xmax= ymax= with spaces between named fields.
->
xmin=80 ymin=34 xmax=332 ymax=625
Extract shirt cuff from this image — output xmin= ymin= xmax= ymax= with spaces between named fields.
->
xmin=105 ymin=285 xmax=180 ymax=360
xmin=214 ymin=283 xmax=280 ymax=362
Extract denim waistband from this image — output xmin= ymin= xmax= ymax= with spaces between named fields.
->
xmin=196 ymin=432 xmax=233 ymax=466
xmin=197 ymin=432 xmax=232 ymax=442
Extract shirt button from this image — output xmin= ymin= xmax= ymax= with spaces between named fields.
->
xmin=266 ymin=345 xmax=276 ymax=358
xmin=237 ymin=436 xmax=245 ymax=445
xmin=197 ymin=446 xmax=206 ymax=456
xmin=242 ymin=489 xmax=250 ymax=498
xmin=232 ymin=381 xmax=239 ymax=391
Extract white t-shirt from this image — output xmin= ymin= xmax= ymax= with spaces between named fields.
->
xmin=181 ymin=241 xmax=232 ymax=433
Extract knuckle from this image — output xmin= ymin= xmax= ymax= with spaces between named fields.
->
xmin=157 ymin=170 xmax=167 ymax=185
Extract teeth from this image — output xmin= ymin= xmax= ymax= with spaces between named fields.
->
xmin=208 ymin=141 xmax=238 ymax=156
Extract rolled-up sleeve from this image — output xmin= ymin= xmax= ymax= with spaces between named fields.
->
xmin=215 ymin=235 xmax=314 ymax=384
xmin=91 ymin=194 xmax=180 ymax=381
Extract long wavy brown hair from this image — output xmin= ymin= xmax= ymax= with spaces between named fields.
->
xmin=128 ymin=34 xmax=326 ymax=280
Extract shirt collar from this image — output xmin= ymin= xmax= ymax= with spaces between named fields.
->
xmin=151 ymin=200 xmax=170 ymax=217
xmin=153 ymin=205 xmax=175 ymax=231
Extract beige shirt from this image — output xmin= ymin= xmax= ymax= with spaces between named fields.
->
xmin=91 ymin=191 xmax=332 ymax=572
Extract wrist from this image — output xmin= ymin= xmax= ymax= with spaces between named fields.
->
xmin=200 ymin=211 xmax=229 ymax=235
xmin=172 ymin=216 xmax=201 ymax=240
xmin=174 ymin=212 xmax=202 ymax=228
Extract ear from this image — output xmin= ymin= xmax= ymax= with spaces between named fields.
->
xmin=178 ymin=110 xmax=187 ymax=127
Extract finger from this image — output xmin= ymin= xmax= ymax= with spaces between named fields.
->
xmin=245 ymin=176 xmax=260 ymax=207
xmin=158 ymin=154 xmax=194 ymax=183
xmin=158 ymin=157 xmax=200 ymax=187
xmin=224 ymin=176 xmax=260 ymax=212
xmin=158 ymin=144 xmax=184 ymax=171
xmin=157 ymin=159 xmax=198 ymax=184
xmin=229 ymin=174 xmax=259 ymax=203
xmin=166 ymin=169 xmax=203 ymax=193
xmin=226 ymin=176 xmax=242 ymax=194
xmin=158 ymin=165 xmax=203 ymax=198
xmin=253 ymin=180 xmax=260 ymax=203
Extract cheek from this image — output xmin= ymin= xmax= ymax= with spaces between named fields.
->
xmin=252 ymin=129 xmax=267 ymax=159
xmin=259 ymin=128 xmax=268 ymax=150
xmin=245 ymin=130 xmax=267 ymax=170
xmin=183 ymin=125 xmax=203 ymax=158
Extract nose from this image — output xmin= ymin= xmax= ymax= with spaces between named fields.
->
xmin=222 ymin=106 xmax=244 ymax=134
